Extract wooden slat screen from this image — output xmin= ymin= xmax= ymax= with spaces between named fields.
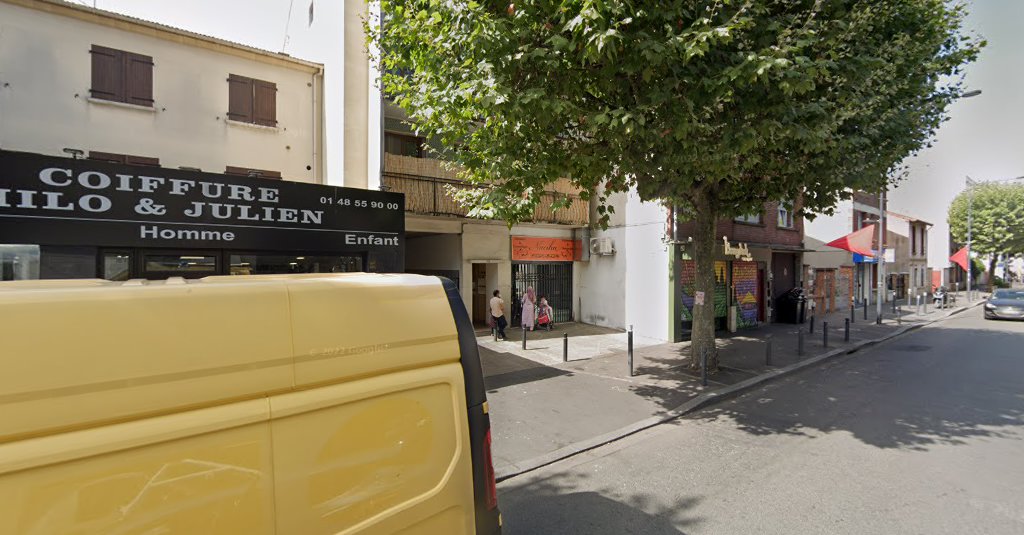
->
xmin=90 ymin=45 xmax=124 ymax=102
xmin=227 ymin=74 xmax=254 ymax=123
xmin=253 ymin=80 xmax=277 ymax=126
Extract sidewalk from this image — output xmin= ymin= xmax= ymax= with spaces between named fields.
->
xmin=480 ymin=298 xmax=981 ymax=480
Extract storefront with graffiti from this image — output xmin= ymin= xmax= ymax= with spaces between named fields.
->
xmin=679 ymin=240 xmax=773 ymax=335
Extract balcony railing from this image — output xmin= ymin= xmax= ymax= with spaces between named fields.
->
xmin=382 ymin=171 xmax=590 ymax=227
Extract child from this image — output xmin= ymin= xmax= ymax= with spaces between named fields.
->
xmin=537 ymin=295 xmax=554 ymax=331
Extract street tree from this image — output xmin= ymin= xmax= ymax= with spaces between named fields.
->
xmin=371 ymin=0 xmax=982 ymax=370
xmin=949 ymin=182 xmax=1024 ymax=285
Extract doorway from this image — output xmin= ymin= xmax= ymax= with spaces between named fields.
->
xmin=472 ymin=263 xmax=488 ymax=327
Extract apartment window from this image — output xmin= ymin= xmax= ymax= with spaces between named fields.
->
xmin=228 ymin=74 xmax=277 ymax=126
xmin=90 ymin=45 xmax=154 ymax=107
xmin=385 ymin=132 xmax=425 ymax=158
xmin=88 ymin=151 xmax=160 ymax=166
xmin=735 ymin=212 xmax=762 ymax=225
xmin=225 ymin=166 xmax=282 ymax=180
xmin=777 ymin=201 xmax=795 ymax=229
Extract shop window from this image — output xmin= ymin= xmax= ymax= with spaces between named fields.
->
xmin=385 ymin=132 xmax=425 ymax=158
xmin=225 ymin=166 xmax=282 ymax=179
xmin=0 ymin=244 xmax=40 ymax=281
xmin=228 ymin=74 xmax=277 ymax=126
xmin=735 ymin=212 xmax=762 ymax=225
xmin=143 ymin=254 xmax=218 ymax=279
xmin=88 ymin=151 xmax=160 ymax=166
xmin=229 ymin=254 xmax=363 ymax=275
xmin=90 ymin=45 xmax=154 ymax=107
xmin=777 ymin=201 xmax=795 ymax=229
xmin=101 ymin=250 xmax=132 ymax=281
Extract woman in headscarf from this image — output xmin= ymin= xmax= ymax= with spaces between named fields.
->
xmin=521 ymin=286 xmax=537 ymax=331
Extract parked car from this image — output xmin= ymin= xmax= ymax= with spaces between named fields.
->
xmin=984 ymin=289 xmax=1024 ymax=320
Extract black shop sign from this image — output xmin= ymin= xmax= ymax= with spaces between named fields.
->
xmin=0 ymin=150 xmax=404 ymax=252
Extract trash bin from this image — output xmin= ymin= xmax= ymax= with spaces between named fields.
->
xmin=775 ymin=288 xmax=805 ymax=324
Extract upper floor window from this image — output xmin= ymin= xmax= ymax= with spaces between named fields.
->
xmin=228 ymin=74 xmax=277 ymax=126
xmin=225 ymin=166 xmax=282 ymax=180
xmin=88 ymin=151 xmax=160 ymax=166
xmin=90 ymin=45 xmax=153 ymax=107
xmin=735 ymin=212 xmax=762 ymax=225
xmin=385 ymin=132 xmax=425 ymax=158
xmin=777 ymin=201 xmax=795 ymax=229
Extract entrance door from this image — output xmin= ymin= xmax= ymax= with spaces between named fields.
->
xmin=512 ymin=262 xmax=573 ymax=324
xmin=472 ymin=263 xmax=488 ymax=326
xmin=138 ymin=250 xmax=219 ymax=280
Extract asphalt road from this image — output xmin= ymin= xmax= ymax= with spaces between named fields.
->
xmin=497 ymin=309 xmax=1024 ymax=534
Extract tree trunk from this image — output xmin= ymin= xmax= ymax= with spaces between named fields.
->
xmin=988 ymin=254 xmax=998 ymax=289
xmin=689 ymin=191 xmax=719 ymax=372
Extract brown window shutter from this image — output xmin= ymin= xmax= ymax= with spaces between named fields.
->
xmin=88 ymin=151 xmax=127 ymax=164
xmin=90 ymin=45 xmax=125 ymax=102
xmin=227 ymin=74 xmax=254 ymax=122
xmin=253 ymin=80 xmax=277 ymax=126
xmin=125 ymin=155 xmax=160 ymax=167
xmin=125 ymin=52 xmax=154 ymax=107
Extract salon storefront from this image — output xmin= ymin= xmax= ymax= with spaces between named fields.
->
xmin=0 ymin=150 xmax=404 ymax=281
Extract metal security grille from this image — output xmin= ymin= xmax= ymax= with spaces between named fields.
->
xmin=511 ymin=262 xmax=573 ymax=325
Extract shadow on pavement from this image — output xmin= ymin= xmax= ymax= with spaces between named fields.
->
xmin=677 ymin=322 xmax=1024 ymax=450
xmin=499 ymin=472 xmax=701 ymax=534
xmin=480 ymin=346 xmax=572 ymax=391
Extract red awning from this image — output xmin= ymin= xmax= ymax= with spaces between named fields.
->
xmin=950 ymin=246 xmax=969 ymax=271
xmin=825 ymin=224 xmax=876 ymax=256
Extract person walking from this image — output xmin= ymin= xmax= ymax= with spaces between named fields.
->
xmin=521 ymin=286 xmax=537 ymax=331
xmin=489 ymin=289 xmax=507 ymax=340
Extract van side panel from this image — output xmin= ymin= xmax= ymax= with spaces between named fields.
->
xmin=0 ymin=399 xmax=275 ymax=534
xmin=0 ymin=283 xmax=293 ymax=442
xmin=285 ymin=276 xmax=461 ymax=387
xmin=270 ymin=363 xmax=474 ymax=535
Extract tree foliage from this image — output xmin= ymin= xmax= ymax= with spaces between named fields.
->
xmin=371 ymin=0 xmax=982 ymax=367
xmin=949 ymin=182 xmax=1024 ymax=257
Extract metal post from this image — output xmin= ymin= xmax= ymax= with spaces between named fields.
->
xmin=700 ymin=348 xmax=708 ymax=386
xmin=627 ymin=326 xmax=634 ymax=377
xmin=892 ymin=295 xmax=896 ymax=314
xmin=797 ymin=328 xmax=805 ymax=356
xmin=844 ymin=318 xmax=850 ymax=342
xmin=967 ymin=176 xmax=974 ymax=303
xmin=522 ymin=326 xmax=527 ymax=350
xmin=823 ymin=321 xmax=829 ymax=347
xmin=563 ymin=333 xmax=568 ymax=363
xmin=850 ymin=304 xmax=855 ymax=324
xmin=493 ymin=327 xmax=498 ymax=342
xmin=897 ymin=305 xmax=901 ymax=325
xmin=809 ymin=314 xmax=815 ymax=334
xmin=863 ymin=300 xmax=868 ymax=320
xmin=765 ymin=334 xmax=773 ymax=366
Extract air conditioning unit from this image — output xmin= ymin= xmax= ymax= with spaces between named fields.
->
xmin=589 ymin=237 xmax=615 ymax=256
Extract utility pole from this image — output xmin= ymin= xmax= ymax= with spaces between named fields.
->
xmin=966 ymin=176 xmax=974 ymax=302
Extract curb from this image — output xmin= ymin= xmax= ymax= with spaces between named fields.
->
xmin=494 ymin=301 xmax=981 ymax=483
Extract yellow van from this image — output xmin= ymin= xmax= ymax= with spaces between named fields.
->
xmin=0 ymin=274 xmax=501 ymax=534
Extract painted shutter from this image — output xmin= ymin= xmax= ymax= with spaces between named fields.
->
xmin=253 ymin=80 xmax=277 ymax=126
xmin=90 ymin=45 xmax=124 ymax=102
xmin=227 ymin=74 xmax=254 ymax=122
xmin=125 ymin=52 xmax=154 ymax=107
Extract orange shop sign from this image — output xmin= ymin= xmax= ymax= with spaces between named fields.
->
xmin=511 ymin=237 xmax=578 ymax=262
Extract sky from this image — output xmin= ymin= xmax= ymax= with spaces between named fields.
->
xmin=83 ymin=0 xmax=1023 ymax=269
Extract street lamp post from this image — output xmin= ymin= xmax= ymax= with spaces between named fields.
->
xmin=876 ymin=188 xmax=886 ymax=323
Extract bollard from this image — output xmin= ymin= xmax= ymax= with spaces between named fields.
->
xmin=876 ymin=309 xmax=882 ymax=325
xmin=863 ymin=301 xmax=868 ymax=320
xmin=844 ymin=318 xmax=850 ymax=342
xmin=563 ymin=333 xmax=568 ymax=363
xmin=892 ymin=296 xmax=896 ymax=314
xmin=627 ymin=326 xmax=634 ymax=377
xmin=700 ymin=348 xmax=708 ymax=386
xmin=897 ymin=305 xmax=901 ymax=325
xmin=809 ymin=314 xmax=815 ymax=334
xmin=823 ymin=321 xmax=829 ymax=347
xmin=797 ymin=328 xmax=805 ymax=356
xmin=493 ymin=327 xmax=498 ymax=342
xmin=522 ymin=326 xmax=527 ymax=350
xmin=850 ymin=305 xmax=855 ymax=324
xmin=765 ymin=334 xmax=773 ymax=366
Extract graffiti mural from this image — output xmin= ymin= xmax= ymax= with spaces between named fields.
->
xmin=681 ymin=260 xmax=729 ymax=322
xmin=732 ymin=261 xmax=759 ymax=328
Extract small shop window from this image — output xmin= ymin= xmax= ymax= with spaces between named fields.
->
xmin=101 ymin=250 xmax=132 ymax=281
xmin=229 ymin=254 xmax=363 ymax=275
xmin=0 ymin=244 xmax=40 ymax=281
xmin=144 ymin=254 xmax=218 ymax=276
